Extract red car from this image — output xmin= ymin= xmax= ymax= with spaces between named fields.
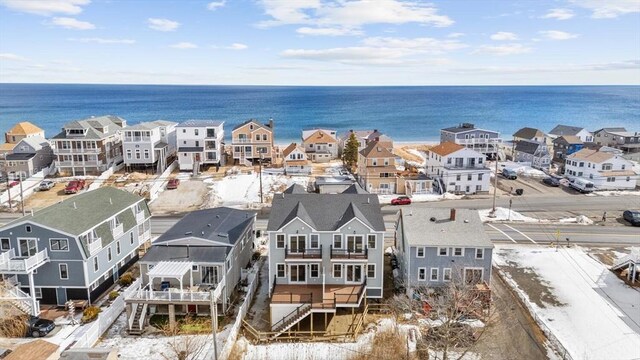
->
xmin=391 ymin=196 xmax=412 ymax=205
xmin=166 ymin=178 xmax=180 ymax=190
xmin=64 ymin=179 xmax=86 ymax=194
xmin=8 ymin=180 xmax=19 ymax=188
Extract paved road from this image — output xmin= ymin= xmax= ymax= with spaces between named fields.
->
xmin=485 ymin=223 xmax=640 ymax=246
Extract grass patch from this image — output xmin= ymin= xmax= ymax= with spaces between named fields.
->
xmin=150 ymin=314 xmax=212 ymax=334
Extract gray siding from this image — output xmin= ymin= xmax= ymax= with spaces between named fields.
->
xmin=406 ymin=246 xmax=492 ymax=288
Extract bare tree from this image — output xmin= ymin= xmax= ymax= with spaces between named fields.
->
xmin=160 ymin=315 xmax=211 ymax=360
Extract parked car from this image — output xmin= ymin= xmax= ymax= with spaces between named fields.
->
xmin=542 ymin=176 xmax=560 ymax=187
xmin=8 ymin=180 xmax=19 ymax=188
xmin=569 ymin=178 xmax=594 ymax=193
xmin=501 ymin=168 xmax=518 ymax=180
xmin=38 ymin=180 xmax=55 ymax=191
xmin=166 ymin=178 xmax=180 ymax=190
xmin=391 ymin=196 xmax=412 ymax=205
xmin=27 ymin=316 xmax=55 ymax=337
xmin=623 ymin=210 xmax=640 ymax=226
xmin=64 ymin=179 xmax=86 ymax=194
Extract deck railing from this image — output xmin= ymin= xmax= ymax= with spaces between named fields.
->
xmin=285 ymin=245 xmax=322 ymax=259
xmin=330 ymin=245 xmax=368 ymax=259
xmin=0 ymin=249 xmax=49 ymax=273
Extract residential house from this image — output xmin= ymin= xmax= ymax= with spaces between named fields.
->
xmin=440 ymin=123 xmax=502 ymax=159
xmin=282 ymin=143 xmax=311 ymax=174
xmin=593 ymin=128 xmax=640 ymax=154
xmin=548 ymin=125 xmax=593 ymax=143
xmin=395 ymin=208 xmax=493 ymax=297
xmin=1 ymin=122 xmax=45 ymax=167
xmin=513 ymin=140 xmax=552 ymax=170
xmin=552 ymin=135 xmax=584 ymax=163
xmin=0 ymin=136 xmax=54 ymax=180
xmin=267 ymin=186 xmax=385 ymax=334
xmin=512 ymin=127 xmax=548 ymax=144
xmin=357 ymin=141 xmax=397 ymax=194
xmin=52 ymin=115 xmax=126 ymax=176
xmin=126 ymin=207 xmax=256 ymax=332
xmin=176 ymin=120 xmax=224 ymax=172
xmin=314 ymin=176 xmax=356 ymax=194
xmin=123 ymin=120 xmax=177 ymax=173
xmin=339 ymin=129 xmax=393 ymax=155
xmin=0 ymin=187 xmax=151 ymax=315
xmin=231 ymin=119 xmax=274 ymax=165
xmin=302 ymin=129 xmax=338 ymax=162
xmin=425 ymin=142 xmax=490 ymax=195
xmin=565 ymin=148 xmax=637 ymax=190
xmin=396 ymin=171 xmax=433 ymax=196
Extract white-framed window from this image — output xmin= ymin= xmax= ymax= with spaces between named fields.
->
xmin=310 ymin=264 xmax=319 ymax=278
xmin=475 ymin=248 xmax=484 ymax=259
xmin=453 ymin=247 xmax=464 ymax=256
xmin=276 ymin=263 xmax=285 ymax=278
xmin=59 ymin=263 xmax=69 ymax=280
xmin=333 ymin=234 xmax=343 ymax=249
xmin=144 ymin=149 xmax=150 ymax=159
xmin=94 ymin=257 xmax=99 ymax=272
xmin=130 ymin=232 xmax=134 ymax=245
xmin=50 ymin=238 xmax=69 ymax=251
xmin=226 ymin=259 xmax=231 ymax=272
xmin=367 ymin=234 xmax=376 ymax=249
xmin=0 ymin=238 xmax=9 ymax=251
xmin=418 ymin=267 xmax=427 ymax=281
xmin=416 ymin=247 xmax=425 ymax=258
xmin=108 ymin=247 xmax=113 ymax=262
xmin=34 ymin=287 xmax=42 ymax=299
xmin=116 ymin=241 xmax=121 ymax=255
xmin=367 ymin=264 xmax=376 ymax=279
xmin=276 ymin=234 xmax=285 ymax=248
xmin=126 ymin=149 xmax=132 ymax=159
xmin=443 ymin=268 xmax=452 ymax=282
xmin=333 ymin=264 xmax=342 ymax=278
xmin=430 ymin=268 xmax=439 ymax=281
xmin=25 ymin=225 xmax=32 ymax=233
xmin=310 ymin=234 xmax=319 ymax=249
xmin=438 ymin=247 xmax=448 ymax=256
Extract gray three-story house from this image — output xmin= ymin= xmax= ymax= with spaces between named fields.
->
xmin=0 ymin=187 xmax=151 ymax=315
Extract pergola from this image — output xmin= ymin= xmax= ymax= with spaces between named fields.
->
xmin=147 ymin=261 xmax=193 ymax=290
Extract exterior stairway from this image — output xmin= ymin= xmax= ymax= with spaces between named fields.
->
xmin=0 ymin=280 xmax=38 ymax=316
xmin=611 ymin=248 xmax=640 ymax=271
xmin=270 ymin=303 xmax=313 ymax=339
xmin=128 ymin=303 xmax=148 ymax=335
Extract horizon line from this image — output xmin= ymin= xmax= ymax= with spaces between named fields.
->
xmin=1 ymin=82 xmax=639 ymax=87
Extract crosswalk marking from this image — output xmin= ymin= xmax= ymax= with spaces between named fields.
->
xmin=504 ymin=224 xmax=538 ymax=244
xmin=487 ymin=223 xmax=517 ymax=243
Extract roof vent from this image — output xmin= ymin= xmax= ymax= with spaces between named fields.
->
xmin=216 ymin=215 xmax=220 ymax=218
xmin=464 ymin=219 xmax=469 ymax=223
xmin=430 ymin=217 xmax=436 ymax=222
xmin=185 ymin=231 xmax=192 ymax=235
xmin=202 ymin=231 xmax=205 ymax=235
xmin=207 ymin=224 xmax=211 ymax=227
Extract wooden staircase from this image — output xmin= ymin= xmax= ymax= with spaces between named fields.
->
xmin=128 ymin=303 xmax=147 ymax=335
xmin=270 ymin=303 xmax=313 ymax=339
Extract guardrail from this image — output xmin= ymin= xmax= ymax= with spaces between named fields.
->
xmin=285 ymin=245 xmax=322 ymax=259
xmin=0 ymin=248 xmax=49 ymax=273
xmin=88 ymin=239 xmax=102 ymax=256
xmin=330 ymin=245 xmax=368 ymax=260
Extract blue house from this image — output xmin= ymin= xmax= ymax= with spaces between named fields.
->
xmin=553 ymin=135 xmax=584 ymax=162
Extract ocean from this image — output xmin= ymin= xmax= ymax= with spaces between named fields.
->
xmin=0 ymin=84 xmax=638 ymax=143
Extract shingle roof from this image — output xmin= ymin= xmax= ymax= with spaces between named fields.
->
xmin=177 ymin=120 xmax=224 ymax=127
xmin=5 ymin=153 xmax=36 ymax=160
xmin=126 ymin=120 xmax=177 ymax=131
xmin=283 ymin=184 xmax=307 ymax=194
xmin=553 ymin=135 xmax=583 ymax=145
xmin=515 ymin=140 xmax=543 ymax=155
xmin=282 ymin=143 xmax=300 ymax=157
xmin=549 ymin=125 xmax=585 ymax=136
xmin=567 ymin=148 xmax=615 ymax=163
xmin=303 ymin=129 xmax=337 ymax=144
xmin=428 ymin=142 xmax=465 ymax=156
xmin=359 ymin=140 xmax=394 ymax=158
xmin=341 ymin=183 xmax=368 ymax=194
xmin=400 ymin=208 xmax=493 ymax=248
xmin=0 ymin=143 xmax=16 ymax=152
xmin=52 ymin=115 xmax=124 ymax=140
xmin=595 ymin=127 xmax=627 ymax=133
xmin=268 ymin=188 xmax=384 ymax=231
xmin=16 ymin=135 xmax=49 ymax=151
xmin=141 ymin=246 xmax=228 ymax=264
xmin=6 ymin=122 xmax=43 ymax=136
xmin=339 ymin=130 xmax=373 ymax=141
xmin=513 ymin=127 xmax=545 ymax=139
xmin=232 ymin=119 xmax=272 ymax=131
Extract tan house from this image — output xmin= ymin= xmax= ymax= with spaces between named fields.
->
xmin=302 ymin=129 xmax=338 ymax=162
xmin=1 ymin=122 xmax=45 ymax=157
xmin=339 ymin=129 xmax=393 ymax=155
xmin=231 ymin=119 xmax=274 ymax=165
xmin=282 ymin=142 xmax=311 ymax=174
xmin=357 ymin=141 xmax=398 ymax=194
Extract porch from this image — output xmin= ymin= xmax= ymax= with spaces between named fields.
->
xmin=271 ymin=283 xmax=365 ymax=308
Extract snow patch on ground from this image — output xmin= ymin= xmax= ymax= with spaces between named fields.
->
xmin=558 ymin=215 xmax=593 ymax=225
xmin=479 ymin=207 xmax=541 ymax=222
xmin=585 ymin=190 xmax=640 ymax=197
xmin=494 ymin=245 xmax=640 ymax=360
xmin=98 ymin=334 xmax=212 ymax=360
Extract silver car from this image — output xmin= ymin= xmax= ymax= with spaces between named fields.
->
xmin=38 ymin=180 xmax=55 ymax=191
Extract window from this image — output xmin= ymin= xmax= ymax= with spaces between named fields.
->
xmin=333 ymin=234 xmax=342 ymax=249
xmin=276 ymin=234 xmax=285 ymax=248
xmin=25 ymin=225 xmax=31 ymax=233
xmin=622 ymin=164 xmax=626 ymax=170
xmin=1 ymin=238 xmax=10 ymax=250
xmin=277 ymin=263 xmax=285 ymax=277
xmin=50 ymin=239 xmax=69 ymax=251
xmin=456 ymin=174 xmax=461 ymax=181
xmin=59 ymin=263 xmax=69 ymax=280
xmin=255 ymin=134 xmax=260 ymax=141
xmin=367 ymin=234 xmax=376 ymax=249
xmin=443 ymin=268 xmax=452 ymax=281
xmin=602 ymin=163 xmax=612 ymax=171
xmin=194 ymin=129 xmax=199 ymax=136
xmin=310 ymin=234 xmax=319 ymax=248
xmin=416 ymin=247 xmax=425 ymax=258
xmin=34 ymin=287 xmax=42 ymax=299
xmin=418 ymin=267 xmax=426 ymax=281
xmin=438 ymin=247 xmax=448 ymax=256
xmin=192 ymin=265 xmax=199 ymax=271
xmin=310 ymin=264 xmax=319 ymax=278
xmin=607 ymin=177 xmax=615 ymax=182
xmin=126 ymin=149 xmax=132 ymax=159
xmin=207 ymin=128 xmax=215 ymax=137
xmin=144 ymin=149 xmax=149 ymax=159
xmin=453 ymin=247 xmax=463 ymax=256
xmin=333 ymin=264 xmax=342 ymax=278
xmin=478 ymin=173 xmax=483 ymax=181
xmin=18 ymin=239 xmax=37 ymax=257
xmin=467 ymin=174 xmax=472 ymax=181
xmin=262 ymin=134 xmax=267 ymax=141
xmin=367 ymin=264 xmax=376 ymax=279
xmin=116 ymin=241 xmax=121 ymax=255
xmin=430 ymin=268 xmax=439 ymax=281
xmin=108 ymin=247 xmax=112 ymax=262
xmin=94 ymin=257 xmax=99 ymax=272
xmin=475 ymin=248 xmax=484 ymax=259
xmin=226 ymin=259 xmax=231 ymax=272
xmin=579 ymin=162 xmax=584 ymax=167
xmin=130 ymin=232 xmax=134 ymax=245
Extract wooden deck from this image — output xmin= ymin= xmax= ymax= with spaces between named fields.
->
xmin=271 ymin=284 xmax=363 ymax=308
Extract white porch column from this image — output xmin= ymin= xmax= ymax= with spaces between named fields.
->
xmin=28 ymin=272 xmax=38 ymax=316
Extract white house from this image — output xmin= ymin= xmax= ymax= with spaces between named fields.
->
xmin=302 ymin=129 xmax=338 ymax=162
xmin=565 ymin=148 xmax=637 ymax=190
xmin=282 ymin=143 xmax=311 ymax=174
xmin=426 ymin=142 xmax=491 ymax=195
xmin=549 ymin=125 xmax=593 ymax=143
xmin=122 ymin=120 xmax=177 ymax=173
xmin=176 ymin=120 xmax=224 ymax=172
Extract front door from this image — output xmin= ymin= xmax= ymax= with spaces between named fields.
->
xmin=195 ymin=153 xmax=201 ymax=162
xmin=345 ymin=265 xmax=362 ymax=283
xmin=18 ymin=239 xmax=37 ymax=257
xmin=289 ymin=264 xmax=306 ymax=283
xmin=56 ymin=288 xmax=67 ymax=306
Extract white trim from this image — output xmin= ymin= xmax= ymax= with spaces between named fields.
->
xmin=443 ymin=268 xmax=452 ymax=282
xmin=49 ymin=238 xmax=70 ymax=252
xmin=59 ymin=263 xmax=69 ymax=280
xmin=475 ymin=248 xmax=484 ymax=260
xmin=336 ymin=216 xmax=376 ymax=232
xmin=333 ymin=234 xmax=343 ymax=249
xmin=418 ymin=267 xmax=427 ymax=281
xmin=367 ymin=263 xmax=376 ymax=279
xmin=453 ymin=247 xmax=464 ymax=257
xmin=463 ymin=267 xmax=484 ymax=284
xmin=275 ymin=233 xmax=285 ymax=249
xmin=416 ymin=246 xmax=425 ymax=258
xmin=310 ymin=263 xmax=320 ymax=278
xmin=437 ymin=247 xmax=448 ymax=256
xmin=288 ymin=264 xmax=307 ymax=284
xmin=332 ymin=263 xmax=342 ymax=278
xmin=276 ymin=263 xmax=286 ymax=278
xmin=430 ymin=267 xmax=439 ymax=281
xmin=367 ymin=234 xmax=377 ymax=249
xmin=278 ymin=216 xmax=317 ymax=233
xmin=309 ymin=234 xmax=320 ymax=249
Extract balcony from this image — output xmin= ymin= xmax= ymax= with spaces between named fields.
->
xmin=88 ymin=239 xmax=102 ymax=256
xmin=124 ymin=136 xmax=151 ymax=143
xmin=124 ymin=283 xmax=212 ymax=304
xmin=56 ymin=147 xmax=100 ymax=154
xmin=136 ymin=211 xmax=146 ymax=224
xmin=271 ymin=278 xmax=366 ymax=308
xmin=285 ymin=245 xmax=322 ymax=259
xmin=329 ymin=245 xmax=368 ymax=260
xmin=443 ymin=164 xmax=488 ymax=170
xmin=0 ymin=248 xmax=49 ymax=273
xmin=233 ymin=138 xmax=252 ymax=143
xmin=112 ymin=224 xmax=124 ymax=238
xmin=455 ymin=138 xmax=502 ymax=145
xmin=139 ymin=230 xmax=151 ymax=245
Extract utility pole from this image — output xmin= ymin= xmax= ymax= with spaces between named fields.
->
xmin=508 ymin=198 xmax=512 ymax=221
xmin=6 ymin=178 xmax=11 ymax=209
xmin=19 ymin=177 xmax=25 ymax=216
xmin=259 ymin=152 xmax=263 ymax=203
xmin=490 ymin=158 xmax=498 ymax=217
xmin=210 ymin=290 xmax=218 ymax=360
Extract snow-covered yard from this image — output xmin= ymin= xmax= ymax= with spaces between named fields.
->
xmin=586 ymin=190 xmax=640 ymax=197
xmin=494 ymin=245 xmax=640 ymax=360
xmin=479 ymin=207 xmax=594 ymax=225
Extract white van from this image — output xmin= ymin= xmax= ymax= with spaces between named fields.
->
xmin=569 ymin=178 xmax=594 ymax=193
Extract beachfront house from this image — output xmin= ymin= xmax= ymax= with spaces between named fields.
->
xmin=0 ymin=135 xmax=54 ymax=180
xmin=282 ymin=143 xmax=311 ymax=174
xmin=440 ymin=123 xmax=502 ymax=160
xmin=552 ymin=135 xmax=584 ymax=163
xmin=267 ymin=186 xmax=385 ymax=335
xmin=356 ymin=140 xmax=398 ymax=194
xmin=176 ymin=120 xmax=225 ymax=172
xmin=425 ymin=142 xmax=490 ymax=195
xmin=302 ymin=129 xmax=338 ymax=162
xmin=513 ymin=140 xmax=552 ymax=170
xmin=314 ymin=177 xmax=357 ymax=194
xmin=548 ymin=125 xmax=593 ymax=143
xmin=0 ymin=187 xmax=151 ymax=315
xmin=339 ymin=129 xmax=393 ymax=156
xmin=126 ymin=207 xmax=256 ymax=333
xmin=231 ymin=119 xmax=275 ymax=165
xmin=593 ymin=128 xmax=640 ymax=154
xmin=1 ymin=122 xmax=45 ymax=157
xmin=512 ymin=127 xmax=548 ymax=144
xmin=122 ymin=120 xmax=177 ymax=173
xmin=565 ymin=148 xmax=637 ymax=190
xmin=52 ymin=115 xmax=126 ymax=176
xmin=395 ymin=208 xmax=493 ymax=296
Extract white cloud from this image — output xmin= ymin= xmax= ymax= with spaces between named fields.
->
xmin=207 ymin=1 xmax=226 ymax=11
xmin=68 ymin=37 xmax=135 ymax=44
xmin=257 ymin=0 xmax=453 ymax=29
xmin=490 ymin=32 xmax=518 ymax=41
xmin=227 ymin=43 xmax=248 ymax=50
xmin=570 ymin=0 xmax=640 ymax=18
xmin=50 ymin=17 xmax=95 ymax=30
xmin=148 ymin=18 xmax=180 ymax=32
xmin=447 ymin=32 xmax=465 ymax=38
xmin=0 ymin=53 xmax=29 ymax=62
xmin=170 ymin=42 xmax=197 ymax=49
xmin=542 ymin=8 xmax=575 ymax=20
xmin=539 ymin=30 xmax=579 ymax=40
xmin=0 ymin=0 xmax=89 ymax=16
xmin=474 ymin=43 xmax=532 ymax=56
xmin=454 ymin=59 xmax=640 ymax=74
xmin=296 ymin=26 xmax=363 ymax=36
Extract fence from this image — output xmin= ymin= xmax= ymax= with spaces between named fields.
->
xmin=87 ymin=162 xmax=125 ymax=191
xmin=148 ymin=161 xmax=177 ymax=201
xmin=0 ymin=167 xmax=50 ymax=205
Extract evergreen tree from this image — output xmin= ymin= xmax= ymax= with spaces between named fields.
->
xmin=342 ymin=132 xmax=359 ymax=170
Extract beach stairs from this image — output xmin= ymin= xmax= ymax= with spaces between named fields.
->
xmin=0 ymin=281 xmax=37 ymax=316
xmin=270 ymin=303 xmax=313 ymax=339
xmin=128 ymin=303 xmax=148 ymax=335
xmin=611 ymin=248 xmax=640 ymax=271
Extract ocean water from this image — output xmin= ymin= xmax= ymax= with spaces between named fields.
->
xmin=0 ymin=84 xmax=638 ymax=143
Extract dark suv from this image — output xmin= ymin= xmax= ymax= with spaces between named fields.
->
xmin=27 ymin=317 xmax=55 ymax=337
xmin=623 ymin=210 xmax=640 ymax=226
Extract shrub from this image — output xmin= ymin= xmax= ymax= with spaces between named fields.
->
xmin=108 ymin=290 xmax=119 ymax=300
xmin=82 ymin=306 xmax=101 ymax=323
xmin=119 ymin=273 xmax=133 ymax=286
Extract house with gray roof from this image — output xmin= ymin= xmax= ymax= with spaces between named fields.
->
xmin=0 ymin=187 xmax=150 ymax=315
xmin=514 ymin=139 xmax=552 ymax=170
xmin=594 ymin=127 xmax=640 ymax=154
xmin=231 ymin=119 xmax=274 ymax=165
xmin=0 ymin=135 xmax=54 ymax=180
xmin=123 ymin=120 xmax=177 ymax=173
xmin=440 ymin=123 xmax=502 ymax=160
xmin=395 ymin=208 xmax=493 ymax=296
xmin=52 ymin=115 xmax=127 ymax=176
xmin=549 ymin=125 xmax=593 ymax=143
xmin=176 ymin=120 xmax=225 ymax=172
xmin=266 ymin=185 xmax=385 ymax=335
xmin=125 ymin=207 xmax=256 ymax=333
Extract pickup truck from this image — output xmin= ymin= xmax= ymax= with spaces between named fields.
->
xmin=64 ymin=179 xmax=86 ymax=194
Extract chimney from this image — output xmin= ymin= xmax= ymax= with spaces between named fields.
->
xmin=450 ymin=208 xmax=456 ymax=221
xmin=268 ymin=118 xmax=274 ymax=129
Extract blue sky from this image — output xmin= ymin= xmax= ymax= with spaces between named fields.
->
xmin=0 ymin=0 xmax=638 ymax=85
